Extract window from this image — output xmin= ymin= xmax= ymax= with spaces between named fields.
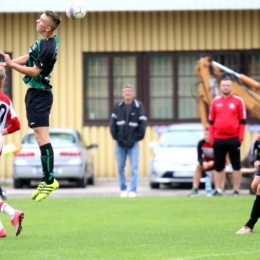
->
xmin=85 ymin=56 xmax=109 ymax=120
xmin=147 ymin=54 xmax=200 ymax=120
xmin=25 ymin=133 xmax=75 ymax=144
xmin=113 ymin=56 xmax=137 ymax=103
xmin=177 ymin=55 xmax=200 ymax=119
xmin=213 ymin=54 xmax=239 ymax=71
xmin=83 ymin=51 xmax=260 ymax=125
xmin=0 ymin=55 xmax=12 ymax=97
xmin=149 ymin=56 xmax=173 ymax=119
xmin=248 ymin=54 xmax=260 ymax=82
xmin=84 ymin=54 xmax=137 ymax=123
xmin=244 ymin=54 xmax=260 ymax=123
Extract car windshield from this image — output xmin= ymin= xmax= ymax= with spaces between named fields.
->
xmin=23 ymin=133 xmax=76 ymax=144
xmin=158 ymin=130 xmax=203 ymax=147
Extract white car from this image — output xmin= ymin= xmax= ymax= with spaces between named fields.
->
xmin=148 ymin=123 xmax=205 ymax=189
xmin=13 ymin=127 xmax=98 ymax=189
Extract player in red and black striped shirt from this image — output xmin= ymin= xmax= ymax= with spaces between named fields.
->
xmin=188 ymin=127 xmax=225 ymax=196
xmin=0 ymin=67 xmax=24 ymax=238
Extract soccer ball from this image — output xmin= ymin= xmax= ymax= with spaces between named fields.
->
xmin=66 ymin=0 xmax=87 ymax=20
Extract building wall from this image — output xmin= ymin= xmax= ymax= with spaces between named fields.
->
xmin=0 ymin=10 xmax=259 ymax=179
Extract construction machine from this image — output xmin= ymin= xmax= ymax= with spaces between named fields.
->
xmin=195 ymin=55 xmax=260 ymax=129
xmin=195 ymin=55 xmax=260 ymax=178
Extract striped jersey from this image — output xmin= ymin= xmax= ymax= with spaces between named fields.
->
xmin=0 ymin=92 xmax=20 ymax=151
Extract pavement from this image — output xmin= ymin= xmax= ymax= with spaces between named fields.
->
xmin=0 ymin=177 xmax=254 ymax=198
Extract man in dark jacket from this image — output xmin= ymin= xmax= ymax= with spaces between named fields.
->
xmin=110 ymin=84 xmax=147 ymax=198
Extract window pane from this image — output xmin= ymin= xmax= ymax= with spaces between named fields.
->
xmin=178 ymin=55 xmax=198 ymax=76
xmin=248 ymin=55 xmax=260 ymax=78
xmin=113 ymin=56 xmax=136 ymax=103
xmin=85 ymin=56 xmax=109 ymax=120
xmin=87 ymin=98 xmax=109 ymax=119
xmin=213 ymin=55 xmax=238 ymax=71
xmin=150 ymin=77 xmax=173 ymax=96
xmin=150 ymin=56 xmax=172 ymax=76
xmin=149 ymin=56 xmax=173 ymax=119
xmin=177 ymin=55 xmax=198 ymax=119
xmin=178 ymin=97 xmax=199 ymax=118
xmin=87 ymin=57 xmax=108 ymax=76
xmin=150 ymin=98 xmax=172 ymax=118
xmin=87 ymin=78 xmax=108 ymax=98
xmin=114 ymin=56 xmax=136 ymax=76
xmin=178 ymin=76 xmax=198 ymax=96
xmin=245 ymin=54 xmax=260 ymax=121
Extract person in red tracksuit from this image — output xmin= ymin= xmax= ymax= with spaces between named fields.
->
xmin=208 ymin=75 xmax=246 ymax=196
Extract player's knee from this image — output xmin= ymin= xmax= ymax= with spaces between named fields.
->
xmin=215 ymin=165 xmax=225 ymax=172
xmin=254 ymin=160 xmax=260 ymax=168
xmin=196 ymin=163 xmax=202 ymax=171
xmin=229 ymin=161 xmax=241 ymax=171
xmin=251 ymin=183 xmax=257 ymax=193
xmin=256 ymin=184 xmax=260 ymax=195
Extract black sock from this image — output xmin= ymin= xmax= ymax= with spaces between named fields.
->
xmin=40 ymin=143 xmax=54 ymax=184
xmin=245 ymin=195 xmax=260 ymax=229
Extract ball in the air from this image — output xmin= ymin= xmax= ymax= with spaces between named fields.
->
xmin=66 ymin=0 xmax=87 ymax=20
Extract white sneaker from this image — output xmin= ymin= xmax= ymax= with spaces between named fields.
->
xmin=236 ymin=226 xmax=253 ymax=234
xmin=128 ymin=192 xmax=136 ymax=198
xmin=120 ymin=191 xmax=128 ymax=198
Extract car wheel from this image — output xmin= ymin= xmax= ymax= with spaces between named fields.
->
xmin=13 ymin=179 xmax=23 ymax=189
xmin=88 ymin=175 xmax=94 ymax=185
xmin=150 ymin=182 xmax=160 ymax=189
xmin=76 ymin=175 xmax=87 ymax=188
xmin=23 ymin=180 xmax=31 ymax=187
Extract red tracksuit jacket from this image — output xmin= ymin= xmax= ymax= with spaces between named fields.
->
xmin=208 ymin=94 xmax=246 ymax=145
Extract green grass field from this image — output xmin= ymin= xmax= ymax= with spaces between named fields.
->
xmin=1 ymin=195 xmax=260 ymax=260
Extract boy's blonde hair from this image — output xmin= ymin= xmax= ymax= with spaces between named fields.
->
xmin=0 ymin=66 xmax=6 ymax=81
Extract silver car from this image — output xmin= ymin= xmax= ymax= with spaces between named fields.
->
xmin=148 ymin=123 xmax=204 ymax=189
xmin=13 ymin=127 xmax=98 ymax=189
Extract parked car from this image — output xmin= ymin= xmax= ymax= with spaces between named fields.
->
xmin=13 ymin=127 xmax=98 ymax=189
xmin=148 ymin=123 xmax=204 ymax=189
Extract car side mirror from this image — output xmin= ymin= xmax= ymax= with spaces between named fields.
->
xmin=86 ymin=144 xmax=98 ymax=149
xmin=148 ymin=141 xmax=158 ymax=148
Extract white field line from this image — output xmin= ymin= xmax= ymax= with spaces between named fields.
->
xmin=170 ymin=250 xmax=260 ymax=260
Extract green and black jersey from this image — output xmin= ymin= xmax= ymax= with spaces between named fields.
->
xmin=23 ymin=35 xmax=59 ymax=90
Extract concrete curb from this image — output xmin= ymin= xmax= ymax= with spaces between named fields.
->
xmin=0 ymin=178 xmax=254 ymax=198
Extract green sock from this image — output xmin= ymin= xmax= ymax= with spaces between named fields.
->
xmin=45 ymin=172 xmax=54 ymax=185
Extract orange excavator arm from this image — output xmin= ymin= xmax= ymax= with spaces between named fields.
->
xmin=195 ymin=55 xmax=260 ymax=126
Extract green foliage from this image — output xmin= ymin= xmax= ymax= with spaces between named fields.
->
xmin=1 ymin=196 xmax=259 ymax=260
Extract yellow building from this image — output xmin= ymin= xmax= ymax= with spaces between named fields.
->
xmin=0 ymin=0 xmax=260 ymax=179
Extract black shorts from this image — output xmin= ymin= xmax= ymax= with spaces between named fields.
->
xmin=25 ymin=88 xmax=53 ymax=128
xmin=213 ymin=137 xmax=241 ymax=171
